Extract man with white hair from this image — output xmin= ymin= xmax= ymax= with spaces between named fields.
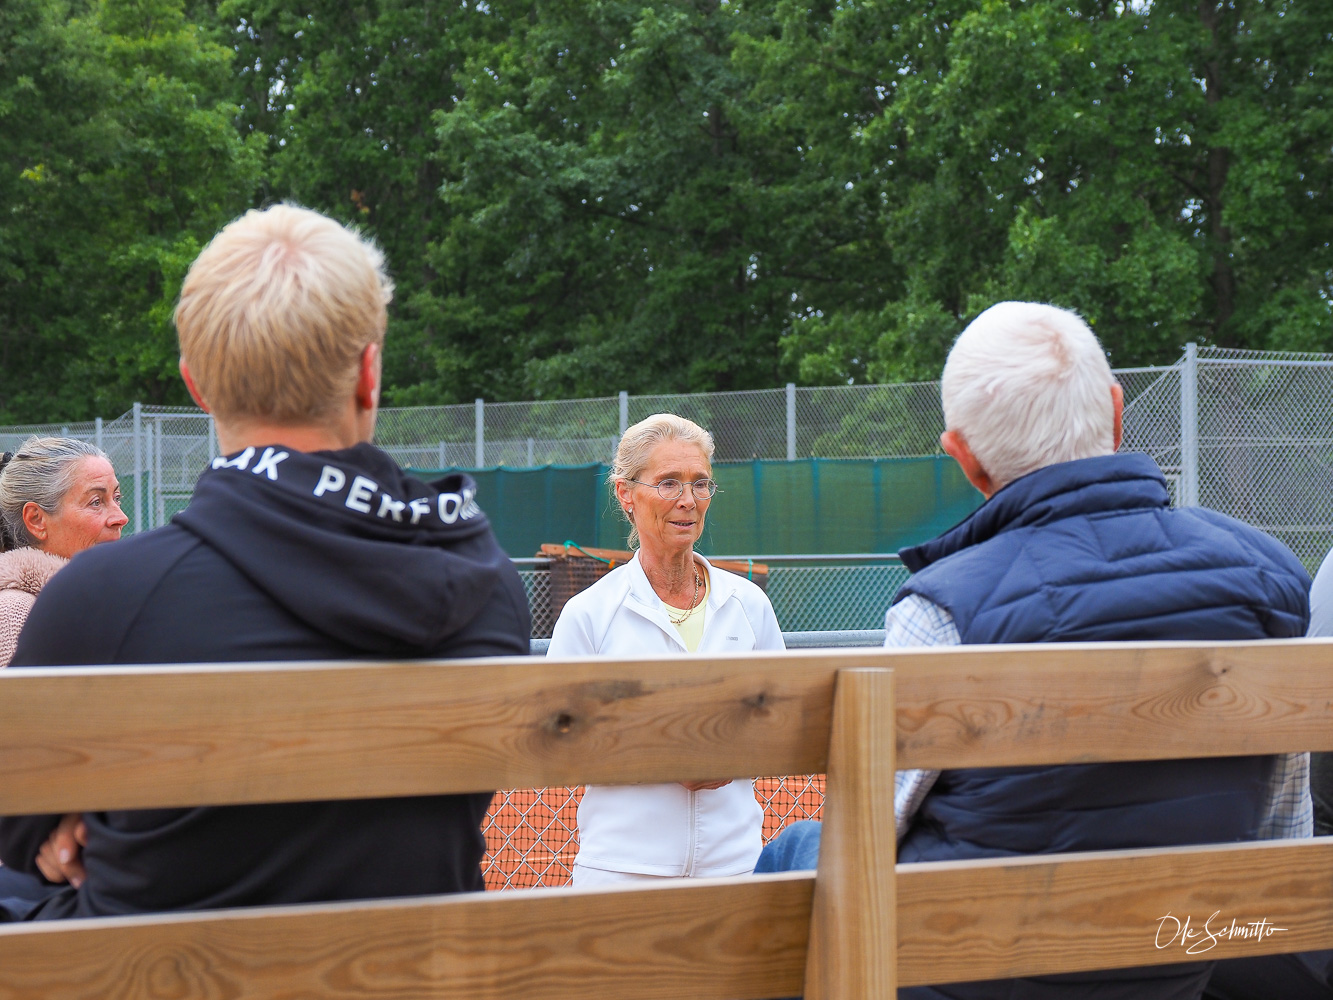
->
xmin=760 ymin=301 xmax=1311 ymax=999
xmin=0 ymin=205 xmax=530 ymax=918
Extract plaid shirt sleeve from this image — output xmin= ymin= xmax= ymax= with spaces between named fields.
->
xmin=886 ymin=594 xmax=960 ymax=841
xmin=1258 ymin=752 xmax=1313 ymax=839
xmin=1262 ymin=586 xmax=1333 ymax=841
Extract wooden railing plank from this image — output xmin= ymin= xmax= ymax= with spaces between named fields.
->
xmin=893 ymin=638 xmax=1333 ymax=769
xmin=0 ymin=874 xmax=814 ymax=1000
xmin=7 ymin=641 xmax=1333 ymax=814
xmin=0 ymin=652 xmax=852 ymax=814
xmin=897 ymin=838 xmax=1333 ymax=986
xmin=7 ymin=838 xmax=1331 ymax=997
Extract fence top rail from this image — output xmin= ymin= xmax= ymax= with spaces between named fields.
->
xmin=3 ymin=639 xmax=1333 ymax=815
xmin=528 ymin=629 xmax=887 ymax=654
xmin=8 ymin=342 xmax=1333 ymax=438
xmin=511 ymin=553 xmax=905 ymax=566
xmin=1198 ymin=357 xmax=1333 ymax=368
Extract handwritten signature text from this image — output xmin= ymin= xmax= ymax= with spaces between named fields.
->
xmin=1155 ymin=912 xmax=1288 ymax=955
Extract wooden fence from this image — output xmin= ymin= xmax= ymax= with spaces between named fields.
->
xmin=0 ymin=640 xmax=1329 ymax=997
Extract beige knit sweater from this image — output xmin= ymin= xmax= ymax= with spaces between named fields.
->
xmin=0 ymin=548 xmax=68 ymax=668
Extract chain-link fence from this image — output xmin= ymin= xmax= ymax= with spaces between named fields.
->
xmin=481 ymin=776 xmax=826 ymax=890
xmin=519 ymin=557 xmax=909 ymax=638
xmin=6 ymin=343 xmax=1333 ymax=570
xmin=374 ymin=396 xmax=624 ymax=468
xmin=0 ymin=405 xmax=221 ymax=537
xmin=1114 ymin=348 xmax=1333 ymax=570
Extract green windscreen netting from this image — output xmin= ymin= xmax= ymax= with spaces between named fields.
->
xmin=410 ymin=456 xmax=981 ymax=559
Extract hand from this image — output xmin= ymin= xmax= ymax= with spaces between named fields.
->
xmin=34 ymin=813 xmax=86 ymax=888
xmin=679 ymin=779 xmax=732 ymax=792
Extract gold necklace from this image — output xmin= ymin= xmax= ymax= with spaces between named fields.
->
xmin=666 ymin=570 xmax=703 ymax=626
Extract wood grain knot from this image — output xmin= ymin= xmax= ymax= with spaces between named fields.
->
xmin=549 ymin=712 xmax=578 ymax=735
xmin=742 ymin=690 xmax=772 ymax=714
xmin=144 ymin=951 xmax=193 ymax=1000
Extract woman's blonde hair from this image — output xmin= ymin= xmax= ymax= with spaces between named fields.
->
xmin=611 ymin=413 xmax=715 ymax=549
xmin=174 ymin=203 xmax=393 ymax=425
xmin=0 ymin=436 xmax=107 ymax=551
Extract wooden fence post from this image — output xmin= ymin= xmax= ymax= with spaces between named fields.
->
xmin=805 ymin=666 xmax=897 ymax=1000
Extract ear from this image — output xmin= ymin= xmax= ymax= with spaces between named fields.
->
xmin=355 ymin=343 xmax=381 ymax=412
xmin=941 ymin=429 xmax=997 ymax=499
xmin=614 ymin=477 xmax=634 ymax=514
xmin=1110 ymin=382 xmax=1124 ymax=452
xmin=179 ymin=360 xmax=210 ymax=413
xmin=21 ymin=501 xmax=49 ymax=544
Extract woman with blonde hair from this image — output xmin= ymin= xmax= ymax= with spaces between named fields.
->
xmin=548 ymin=413 xmax=784 ymax=885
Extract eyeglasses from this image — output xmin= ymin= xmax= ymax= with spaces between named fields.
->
xmin=626 ymin=477 xmax=720 ymax=501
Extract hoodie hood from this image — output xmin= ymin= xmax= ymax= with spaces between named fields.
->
xmin=0 ymin=548 xmax=68 ymax=598
xmin=173 ymin=442 xmax=509 ymax=654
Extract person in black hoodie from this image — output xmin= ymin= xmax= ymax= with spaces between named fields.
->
xmin=0 ymin=203 xmax=530 ymax=918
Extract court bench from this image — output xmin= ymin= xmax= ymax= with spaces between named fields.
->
xmin=0 ymin=640 xmax=1331 ymax=999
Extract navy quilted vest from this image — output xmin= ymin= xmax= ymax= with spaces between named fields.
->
xmin=895 ymin=453 xmax=1310 ymax=863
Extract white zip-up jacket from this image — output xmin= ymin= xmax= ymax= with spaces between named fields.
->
xmin=547 ymin=552 xmax=784 ymax=877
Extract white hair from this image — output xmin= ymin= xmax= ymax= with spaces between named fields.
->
xmin=941 ymin=301 xmax=1117 ymax=490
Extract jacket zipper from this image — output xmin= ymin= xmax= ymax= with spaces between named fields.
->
xmin=684 ymin=787 xmax=698 ymax=877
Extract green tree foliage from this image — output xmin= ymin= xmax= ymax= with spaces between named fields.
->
xmin=210 ymin=0 xmax=494 ymax=400
xmin=2 ymin=1 xmax=1330 ymax=421
xmin=765 ymin=0 xmax=1333 ymax=378
xmin=416 ymin=1 xmax=888 ymax=401
xmin=0 ymin=0 xmax=262 ymax=422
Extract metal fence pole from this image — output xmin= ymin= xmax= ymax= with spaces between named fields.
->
xmin=94 ymin=417 xmax=102 ymax=452
xmin=786 ymin=382 xmax=797 ymax=462
xmin=474 ymin=398 xmax=485 ymax=468
xmin=619 ymin=390 xmax=628 ymax=437
xmin=208 ymin=415 xmax=218 ymax=463
xmin=154 ymin=417 xmax=164 ymax=529
xmin=132 ymin=402 xmax=143 ymax=534
xmin=1180 ymin=343 xmax=1199 ymax=507
xmin=147 ymin=420 xmax=156 ymax=530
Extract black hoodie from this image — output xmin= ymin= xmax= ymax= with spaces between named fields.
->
xmin=0 ymin=443 xmax=529 ymax=918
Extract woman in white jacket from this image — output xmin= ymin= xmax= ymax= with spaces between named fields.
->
xmin=548 ymin=413 xmax=784 ymax=886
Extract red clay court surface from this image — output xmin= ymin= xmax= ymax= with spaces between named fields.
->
xmin=482 ymin=776 xmax=826 ymax=890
